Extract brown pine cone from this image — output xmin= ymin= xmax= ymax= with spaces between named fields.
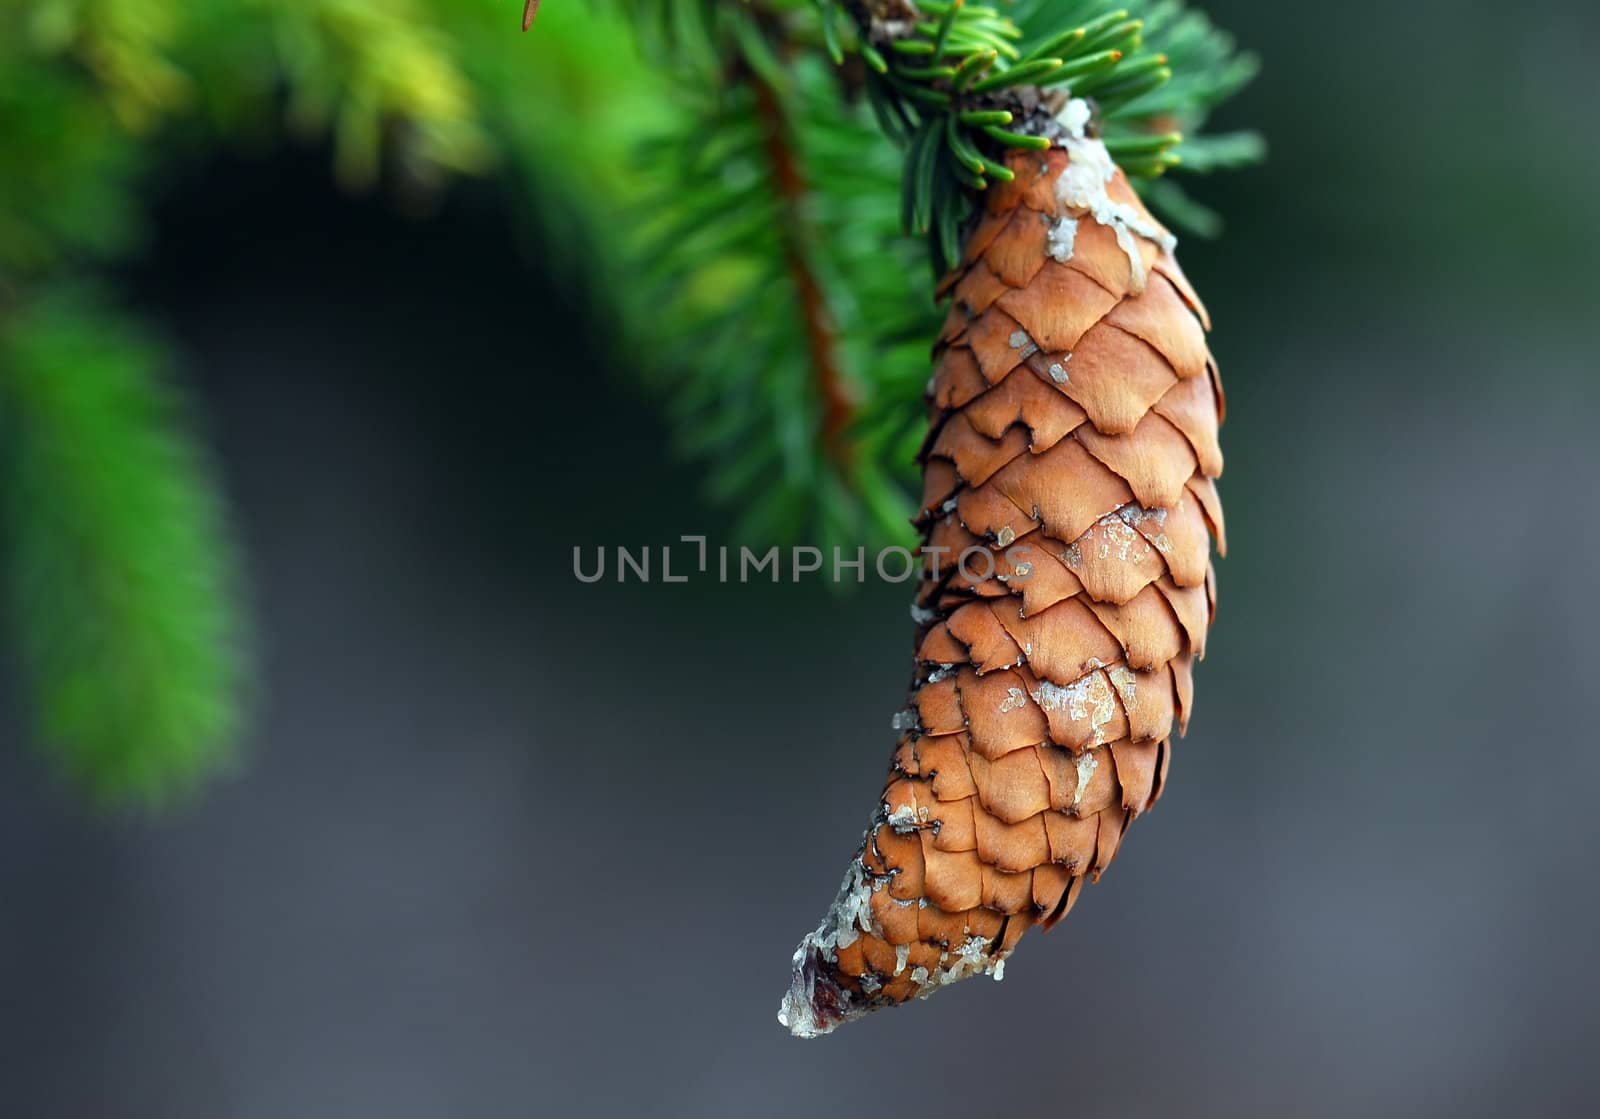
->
xmin=779 ymin=123 xmax=1225 ymax=1037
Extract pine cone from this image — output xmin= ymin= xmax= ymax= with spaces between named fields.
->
xmin=779 ymin=127 xmax=1225 ymax=1037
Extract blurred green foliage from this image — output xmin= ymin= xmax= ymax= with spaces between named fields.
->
xmin=0 ymin=0 xmax=661 ymax=804
xmin=0 ymin=0 xmax=1254 ymax=804
xmin=0 ymin=291 xmax=245 ymax=805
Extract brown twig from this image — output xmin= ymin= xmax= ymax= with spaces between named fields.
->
xmin=750 ymin=76 xmax=856 ymax=464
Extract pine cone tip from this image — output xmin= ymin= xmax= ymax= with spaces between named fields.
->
xmin=777 ymin=942 xmax=858 ymax=1039
xmin=777 ymin=858 xmax=877 ymax=1038
xmin=778 ymin=820 xmax=1012 ymax=1038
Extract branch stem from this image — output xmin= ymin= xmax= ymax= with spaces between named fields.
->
xmin=750 ymin=75 xmax=855 ymax=463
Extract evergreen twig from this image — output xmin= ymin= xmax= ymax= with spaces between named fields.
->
xmin=0 ymin=292 xmax=248 ymax=805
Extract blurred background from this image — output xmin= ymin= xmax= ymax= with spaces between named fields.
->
xmin=3 ymin=0 xmax=1599 ymax=1116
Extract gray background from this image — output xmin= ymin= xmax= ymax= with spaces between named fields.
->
xmin=3 ymin=0 xmax=1599 ymax=1114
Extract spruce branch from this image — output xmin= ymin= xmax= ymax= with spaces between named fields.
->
xmin=540 ymin=0 xmax=1258 ymax=545
xmin=617 ymin=0 xmax=936 ymax=547
xmin=0 ymin=291 xmax=248 ymax=805
xmin=0 ymin=0 xmax=1261 ymax=809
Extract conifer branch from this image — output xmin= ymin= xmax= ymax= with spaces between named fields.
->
xmin=615 ymin=1 xmax=934 ymax=546
xmin=0 ymin=0 xmax=1260 ymax=805
xmin=0 ymin=292 xmax=248 ymax=805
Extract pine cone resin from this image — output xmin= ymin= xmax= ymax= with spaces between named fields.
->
xmin=779 ymin=105 xmax=1225 ymax=1038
